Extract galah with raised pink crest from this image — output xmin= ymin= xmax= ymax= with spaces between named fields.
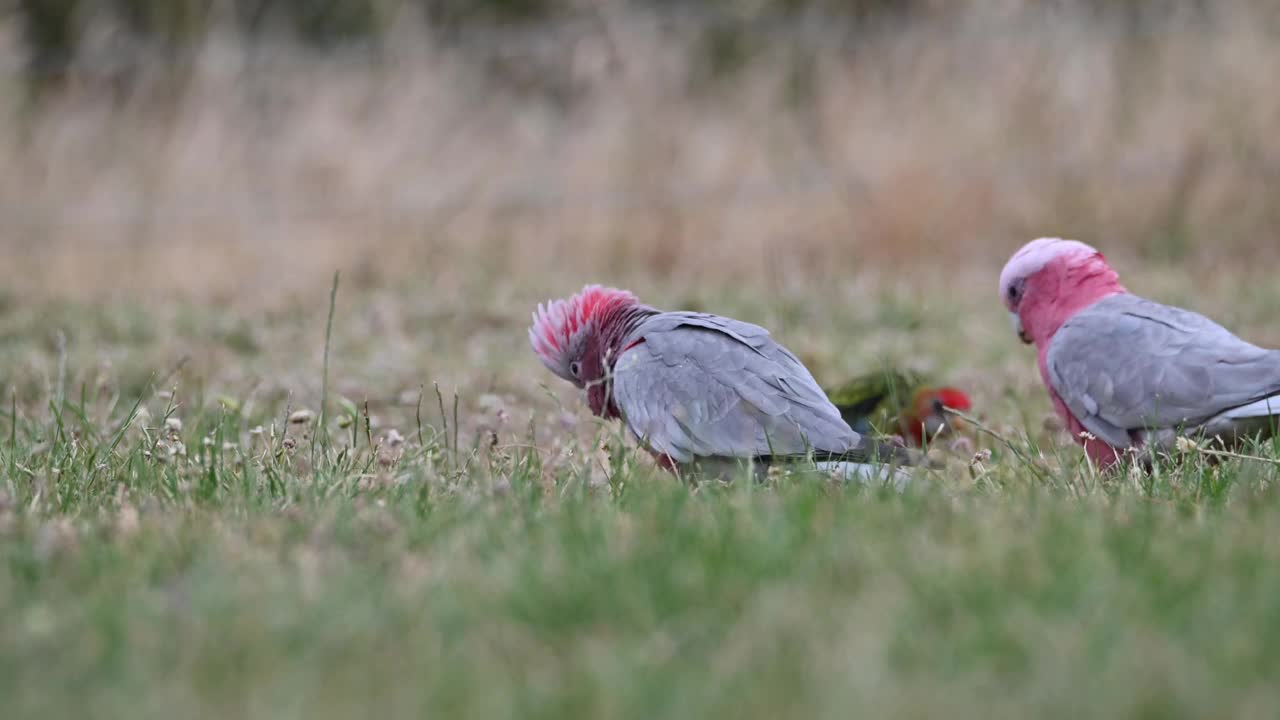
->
xmin=1000 ymin=237 xmax=1280 ymax=468
xmin=529 ymin=285 xmax=915 ymax=484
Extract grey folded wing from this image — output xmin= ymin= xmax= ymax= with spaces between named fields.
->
xmin=610 ymin=312 xmax=859 ymax=463
xmin=1046 ymin=294 xmax=1280 ymax=448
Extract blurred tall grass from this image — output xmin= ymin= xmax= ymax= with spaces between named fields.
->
xmin=2 ymin=0 xmax=1278 ymax=298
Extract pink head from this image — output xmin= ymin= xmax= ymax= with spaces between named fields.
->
xmin=999 ymin=238 xmax=1126 ymax=347
xmin=529 ymin=284 xmax=645 ymax=415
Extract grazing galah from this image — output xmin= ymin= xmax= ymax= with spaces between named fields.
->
xmin=825 ymin=369 xmax=973 ymax=447
xmin=529 ymin=285 xmax=915 ymax=484
xmin=1000 ymin=237 xmax=1280 ymax=468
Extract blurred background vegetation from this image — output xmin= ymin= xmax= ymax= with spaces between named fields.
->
xmin=1 ymin=0 xmax=1276 ymax=299
xmin=12 ymin=0 xmax=1223 ymax=90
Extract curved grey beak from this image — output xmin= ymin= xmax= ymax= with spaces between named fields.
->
xmin=1011 ymin=312 xmax=1031 ymax=344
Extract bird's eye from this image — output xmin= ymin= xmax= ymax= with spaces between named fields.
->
xmin=1007 ymin=282 xmax=1023 ymax=303
xmin=569 ymin=361 xmax=582 ymax=378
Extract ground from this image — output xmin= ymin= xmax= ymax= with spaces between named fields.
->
xmin=2 ymin=262 xmax=1280 ymax=719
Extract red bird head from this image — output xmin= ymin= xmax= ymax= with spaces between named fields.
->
xmin=900 ymin=385 xmax=973 ymax=447
xmin=999 ymin=238 xmax=1126 ymax=348
xmin=530 ymin=285 xmax=643 ymax=416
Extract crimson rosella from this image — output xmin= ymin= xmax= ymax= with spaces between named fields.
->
xmin=825 ymin=368 xmax=972 ymax=447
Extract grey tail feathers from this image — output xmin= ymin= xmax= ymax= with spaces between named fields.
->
xmin=1221 ymin=392 xmax=1280 ymax=420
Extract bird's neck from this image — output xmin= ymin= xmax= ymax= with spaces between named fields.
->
xmin=1025 ymin=256 xmax=1126 ymax=346
xmin=598 ymin=303 xmax=659 ymax=367
xmin=586 ymin=302 xmax=659 ymax=418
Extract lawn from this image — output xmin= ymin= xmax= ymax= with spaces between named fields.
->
xmin=2 ymin=264 xmax=1279 ymax=719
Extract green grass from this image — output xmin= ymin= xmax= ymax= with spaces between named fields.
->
xmin=1 ymin=270 xmax=1279 ymax=719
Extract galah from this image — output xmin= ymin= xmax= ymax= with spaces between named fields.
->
xmin=1000 ymin=237 xmax=1280 ymax=468
xmin=825 ymin=369 xmax=973 ymax=447
xmin=529 ymin=285 xmax=915 ymax=484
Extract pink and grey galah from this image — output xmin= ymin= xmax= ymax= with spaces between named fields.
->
xmin=529 ymin=285 xmax=915 ymax=484
xmin=1000 ymin=237 xmax=1280 ymax=468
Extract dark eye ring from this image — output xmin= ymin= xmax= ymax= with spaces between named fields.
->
xmin=569 ymin=361 xmax=581 ymax=378
xmin=1008 ymin=283 xmax=1022 ymax=302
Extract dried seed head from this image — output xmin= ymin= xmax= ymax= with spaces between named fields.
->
xmin=378 ymin=430 xmax=407 ymax=468
xmin=289 ymin=409 xmax=315 ymax=425
xmin=164 ymin=417 xmax=183 ymax=433
xmin=967 ymin=449 xmax=993 ymax=480
xmin=1175 ymin=436 xmax=1201 ymax=453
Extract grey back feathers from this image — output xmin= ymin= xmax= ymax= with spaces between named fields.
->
xmin=609 ymin=312 xmax=860 ymax=464
xmin=1046 ymin=294 xmax=1280 ymax=447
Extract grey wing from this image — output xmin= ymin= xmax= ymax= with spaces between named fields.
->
xmin=1047 ymin=294 xmax=1280 ymax=446
xmin=611 ymin=314 xmax=857 ymax=463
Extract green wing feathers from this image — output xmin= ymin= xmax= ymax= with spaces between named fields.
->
xmin=825 ymin=369 xmax=924 ymax=435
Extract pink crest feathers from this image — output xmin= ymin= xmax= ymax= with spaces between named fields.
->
xmin=529 ymin=285 xmax=639 ymax=368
